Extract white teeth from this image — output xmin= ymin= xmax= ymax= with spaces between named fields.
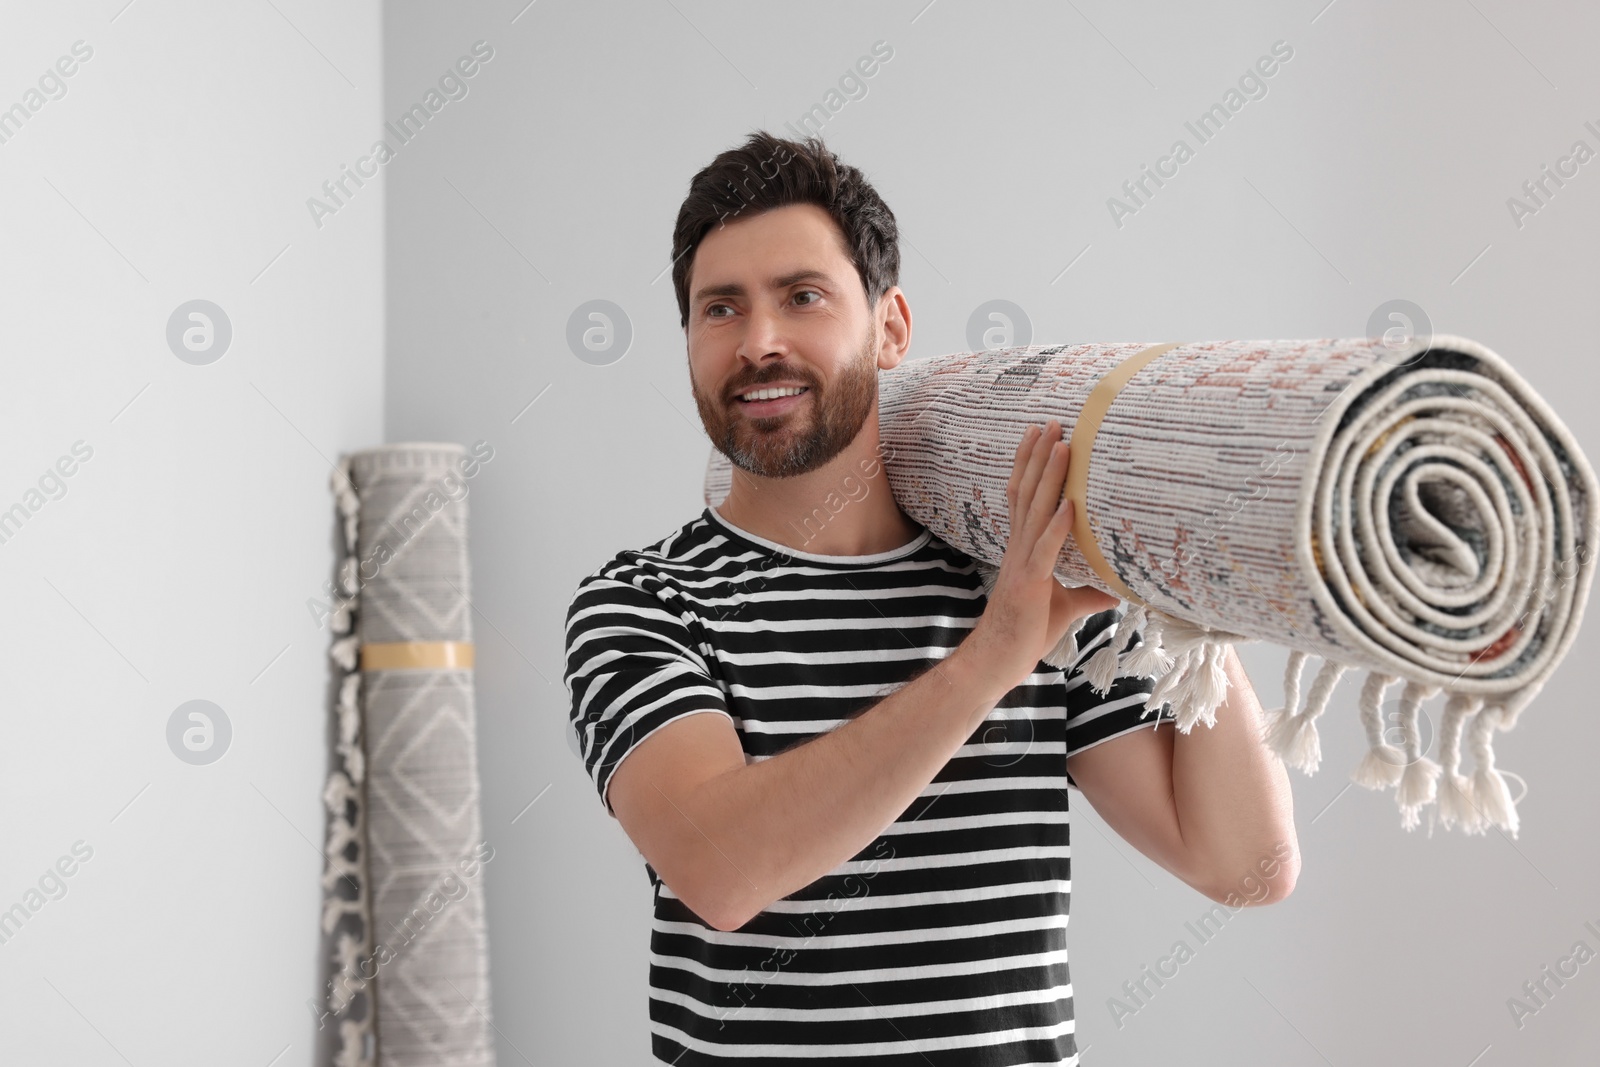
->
xmin=741 ymin=386 xmax=806 ymax=401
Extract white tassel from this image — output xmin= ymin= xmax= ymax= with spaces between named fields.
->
xmin=335 ymin=1018 xmax=372 ymax=1067
xmin=331 ymin=458 xmax=360 ymax=552
xmin=1119 ymin=603 xmax=1148 ymax=645
xmin=1144 ymin=649 xmax=1241 ymax=733
xmin=319 ymin=770 xmax=365 ymax=910
xmin=1266 ymin=658 xmax=1346 ymax=773
xmin=1088 ymin=601 xmax=1152 ymax=684
xmin=1121 ymin=607 xmax=1174 ymax=678
xmin=1167 ymin=664 xmax=1210 ymax=730
xmin=1351 ymin=671 xmax=1405 ymax=788
xmin=1468 ymin=703 xmax=1521 ymax=837
xmin=1145 ymin=648 xmax=1196 ymax=726
xmin=1147 ymin=612 xmax=1216 ymax=657
xmin=1162 ymin=646 xmax=1218 ymax=730
xmin=1397 ymin=768 xmax=1441 ymax=831
xmin=338 ymin=553 xmax=359 ymax=597
xmin=1261 ymin=649 xmax=1309 ymax=741
xmin=330 ymin=594 xmax=355 ymax=635
xmin=1138 ymin=610 xmax=1242 ymax=730
xmin=332 ymin=664 xmax=363 ymax=781
xmin=1188 ymin=644 xmax=1232 ymax=727
xmin=1042 ymin=613 xmax=1090 ymax=670
xmin=1081 ymin=621 xmax=1124 ymax=695
xmin=330 ymin=929 xmax=370 ymax=1012
xmin=321 ymin=890 xmax=363 ymax=935
xmin=329 ymin=569 xmax=360 ymax=634
xmin=1434 ymin=692 xmax=1482 ymax=832
xmin=321 ymin=767 xmax=357 ymax=814
xmin=331 ymin=634 xmax=360 ymax=672
xmin=338 ymin=671 xmax=361 ymax=738
xmin=1395 ymin=681 xmax=1442 ymax=830
xmin=1084 ymin=603 xmax=1155 ymax=694
xmin=336 ymin=671 xmax=365 ymax=784
xmin=1082 ymin=644 xmax=1122 ymax=694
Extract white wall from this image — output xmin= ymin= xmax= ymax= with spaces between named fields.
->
xmin=0 ymin=2 xmax=384 ymax=1063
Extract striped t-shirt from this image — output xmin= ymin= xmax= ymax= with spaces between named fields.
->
xmin=564 ymin=505 xmax=1174 ymax=1065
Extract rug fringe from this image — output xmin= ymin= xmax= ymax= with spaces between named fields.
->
xmin=1351 ymin=671 xmax=1405 ymax=788
xmin=972 ymin=562 xmax=1531 ymax=838
xmin=1468 ymin=702 xmax=1522 ymax=838
xmin=1082 ymin=622 xmax=1124 ymax=695
xmin=1433 ymin=692 xmax=1482 ymax=832
xmin=1139 ymin=609 xmax=1247 ymax=731
xmin=1260 ymin=649 xmax=1308 ymax=747
xmin=1394 ymin=681 xmax=1442 ymax=831
xmin=321 ymin=456 xmax=376 ymax=1066
xmin=1120 ymin=603 xmax=1174 ymax=677
xmin=1265 ymin=658 xmax=1346 ymax=774
xmin=1041 ymin=614 xmax=1090 ymax=670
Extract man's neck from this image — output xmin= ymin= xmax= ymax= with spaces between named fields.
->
xmin=714 ymin=447 xmax=921 ymax=557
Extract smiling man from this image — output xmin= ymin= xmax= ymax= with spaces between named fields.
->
xmin=563 ymin=130 xmax=1299 ymax=1065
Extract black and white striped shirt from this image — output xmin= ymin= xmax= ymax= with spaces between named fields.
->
xmin=564 ymin=506 xmax=1173 ymax=1065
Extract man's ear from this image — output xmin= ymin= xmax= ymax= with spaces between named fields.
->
xmin=876 ymin=286 xmax=912 ymax=370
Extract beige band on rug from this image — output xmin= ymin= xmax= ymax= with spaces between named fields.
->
xmin=1063 ymin=342 xmax=1183 ymax=605
xmin=361 ymin=641 xmax=476 ymax=671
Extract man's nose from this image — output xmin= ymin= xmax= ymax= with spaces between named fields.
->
xmin=738 ymin=302 xmax=789 ymax=362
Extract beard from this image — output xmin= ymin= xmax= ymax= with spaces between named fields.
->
xmin=692 ymin=319 xmax=880 ymax=480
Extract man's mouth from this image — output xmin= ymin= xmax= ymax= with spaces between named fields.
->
xmin=735 ymin=386 xmax=810 ymax=416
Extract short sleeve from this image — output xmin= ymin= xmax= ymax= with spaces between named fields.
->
xmin=1062 ymin=606 xmax=1176 ymax=789
xmin=563 ymin=571 xmax=736 ymax=817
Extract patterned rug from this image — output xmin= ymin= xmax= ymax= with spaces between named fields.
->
xmin=320 ymin=443 xmax=497 ymax=1067
xmin=705 ymin=337 xmax=1597 ymax=837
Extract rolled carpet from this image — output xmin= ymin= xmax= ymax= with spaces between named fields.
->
xmin=703 ymin=337 xmax=1598 ymax=836
xmin=321 ymin=443 xmax=497 ymax=1067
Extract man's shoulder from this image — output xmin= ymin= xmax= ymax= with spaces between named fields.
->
xmin=566 ymin=508 xmax=735 ymax=612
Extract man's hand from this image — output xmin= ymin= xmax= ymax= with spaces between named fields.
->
xmin=968 ymin=418 xmax=1119 ymax=689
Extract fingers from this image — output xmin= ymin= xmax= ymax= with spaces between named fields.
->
xmin=1024 ymin=432 xmax=1071 ymax=545
xmin=1028 ymin=493 xmax=1075 ymax=574
xmin=1012 ymin=423 xmax=1049 ymax=521
xmin=1005 ymin=419 xmax=1077 ymax=581
xmin=1014 ymin=420 xmax=1064 ymax=535
xmin=1005 ymin=424 xmax=1037 ymax=515
xmin=1028 ymin=440 xmax=1070 ymax=537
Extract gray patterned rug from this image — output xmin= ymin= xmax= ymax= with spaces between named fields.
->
xmin=320 ymin=442 xmax=497 ymax=1067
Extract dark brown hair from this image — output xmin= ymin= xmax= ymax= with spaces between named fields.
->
xmin=671 ymin=130 xmax=900 ymax=329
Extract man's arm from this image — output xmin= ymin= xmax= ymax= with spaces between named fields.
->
xmin=1065 ymin=646 xmax=1300 ymax=904
xmin=606 ymin=418 xmax=1109 ymax=932
xmin=606 ymin=640 xmax=1014 ymax=932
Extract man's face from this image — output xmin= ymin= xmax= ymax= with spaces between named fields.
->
xmin=685 ymin=203 xmax=880 ymax=479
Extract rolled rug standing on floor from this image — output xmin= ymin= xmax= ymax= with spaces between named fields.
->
xmin=322 ymin=443 xmax=497 ymax=1067
xmin=704 ymin=337 xmax=1598 ymax=836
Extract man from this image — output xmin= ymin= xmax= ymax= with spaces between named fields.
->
xmin=564 ymin=130 xmax=1298 ymax=1065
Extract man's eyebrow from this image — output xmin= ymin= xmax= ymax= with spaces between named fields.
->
xmin=692 ymin=269 xmax=835 ymax=306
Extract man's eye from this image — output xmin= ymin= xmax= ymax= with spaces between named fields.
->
xmin=706 ymin=304 xmax=731 ymax=318
xmin=794 ymin=291 xmax=819 ymax=305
